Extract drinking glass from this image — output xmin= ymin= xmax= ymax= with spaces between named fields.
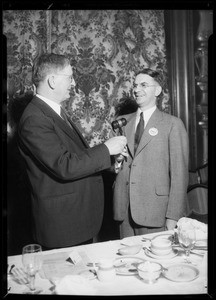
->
xmin=178 ymin=227 xmax=196 ymax=263
xmin=22 ymin=244 xmax=43 ymax=294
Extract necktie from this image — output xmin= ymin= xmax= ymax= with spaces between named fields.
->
xmin=134 ymin=112 xmax=144 ymax=154
xmin=60 ymin=107 xmax=72 ymax=128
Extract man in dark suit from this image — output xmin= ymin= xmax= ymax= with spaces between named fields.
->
xmin=112 ymin=68 xmax=189 ymax=238
xmin=18 ymin=53 xmax=127 ymax=249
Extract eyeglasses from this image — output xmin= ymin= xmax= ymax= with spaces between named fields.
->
xmin=56 ymin=73 xmax=73 ymax=81
xmin=133 ymin=84 xmax=156 ymax=89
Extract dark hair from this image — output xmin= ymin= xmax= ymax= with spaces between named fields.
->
xmin=135 ymin=68 xmax=164 ymax=87
xmin=33 ymin=53 xmax=70 ymax=87
xmin=115 ymin=90 xmax=138 ymax=117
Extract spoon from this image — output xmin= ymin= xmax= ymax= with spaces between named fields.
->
xmin=8 ymin=264 xmax=15 ymax=275
xmin=141 ymin=237 xmax=152 ymax=242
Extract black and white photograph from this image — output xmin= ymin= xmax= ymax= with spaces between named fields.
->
xmin=2 ymin=2 xmax=214 ymax=297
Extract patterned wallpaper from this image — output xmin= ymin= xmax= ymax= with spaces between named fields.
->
xmin=3 ymin=10 xmax=170 ymax=146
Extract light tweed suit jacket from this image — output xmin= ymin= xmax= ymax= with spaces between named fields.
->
xmin=113 ymin=108 xmax=189 ymax=227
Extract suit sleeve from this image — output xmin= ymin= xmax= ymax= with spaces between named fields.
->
xmin=166 ymin=118 xmax=189 ymax=221
xmin=18 ymin=115 xmax=111 ymax=180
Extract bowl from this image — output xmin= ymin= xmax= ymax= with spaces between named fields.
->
xmin=137 ymin=261 xmax=162 ymax=284
xmin=151 ymin=238 xmax=172 ymax=256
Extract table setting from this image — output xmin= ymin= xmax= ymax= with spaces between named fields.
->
xmin=6 ymin=217 xmax=208 ymax=295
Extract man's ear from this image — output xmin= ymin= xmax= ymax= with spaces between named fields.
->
xmin=47 ymin=75 xmax=55 ymax=90
xmin=155 ymin=85 xmax=162 ymax=97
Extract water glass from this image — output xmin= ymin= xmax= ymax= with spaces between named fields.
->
xmin=178 ymin=227 xmax=196 ymax=263
xmin=22 ymin=244 xmax=43 ymax=294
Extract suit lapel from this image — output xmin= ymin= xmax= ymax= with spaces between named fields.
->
xmin=31 ymin=97 xmax=89 ymax=148
xmin=66 ymin=117 xmax=89 ymax=148
xmin=135 ymin=108 xmax=163 ymax=156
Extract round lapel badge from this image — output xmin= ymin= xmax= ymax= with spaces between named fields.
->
xmin=148 ymin=127 xmax=158 ymax=136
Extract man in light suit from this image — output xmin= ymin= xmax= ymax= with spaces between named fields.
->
xmin=18 ymin=53 xmax=127 ymax=249
xmin=112 ymin=68 xmax=189 ymax=238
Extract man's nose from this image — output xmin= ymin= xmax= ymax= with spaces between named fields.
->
xmin=133 ymin=87 xmax=140 ymax=94
xmin=133 ymin=85 xmax=140 ymax=92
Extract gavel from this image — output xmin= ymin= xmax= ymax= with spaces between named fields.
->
xmin=111 ymin=118 xmax=128 ymax=162
xmin=111 ymin=118 xmax=127 ymax=135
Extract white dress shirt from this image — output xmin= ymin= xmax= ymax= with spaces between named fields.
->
xmin=36 ymin=94 xmax=61 ymax=117
xmin=135 ymin=105 xmax=157 ymax=130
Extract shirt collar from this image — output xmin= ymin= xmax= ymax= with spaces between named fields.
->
xmin=136 ymin=105 xmax=156 ymax=127
xmin=36 ymin=94 xmax=61 ymax=116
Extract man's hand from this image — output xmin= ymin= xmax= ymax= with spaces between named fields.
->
xmin=104 ymin=136 xmax=127 ymax=155
xmin=165 ymin=218 xmax=177 ymax=230
xmin=115 ymin=146 xmax=129 ymax=162
xmin=114 ymin=147 xmax=129 ymax=173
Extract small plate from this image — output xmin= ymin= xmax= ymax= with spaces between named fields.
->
xmin=79 ymin=269 xmax=97 ymax=280
xmin=144 ymin=248 xmax=178 ymax=260
xmin=114 ymin=256 xmax=145 ymax=275
xmin=163 ymin=263 xmax=199 ymax=282
xmin=121 ymin=236 xmax=143 ymax=246
xmin=118 ymin=245 xmax=142 ymax=255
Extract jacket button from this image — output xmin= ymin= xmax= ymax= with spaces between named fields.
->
xmin=126 ymin=181 xmax=129 ymax=185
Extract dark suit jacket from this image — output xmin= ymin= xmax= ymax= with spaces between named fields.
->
xmin=18 ymin=96 xmax=111 ymax=248
xmin=113 ymin=108 xmax=189 ymax=227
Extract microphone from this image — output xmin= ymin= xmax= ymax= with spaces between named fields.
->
xmin=111 ymin=118 xmax=127 ymax=134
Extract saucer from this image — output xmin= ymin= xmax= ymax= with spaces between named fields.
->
xmin=163 ymin=263 xmax=199 ymax=282
xmin=118 ymin=245 xmax=142 ymax=255
xmin=144 ymin=248 xmax=178 ymax=260
xmin=114 ymin=256 xmax=145 ymax=275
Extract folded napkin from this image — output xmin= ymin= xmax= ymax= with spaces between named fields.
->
xmin=55 ymin=275 xmax=97 ymax=295
xmin=177 ymin=217 xmax=207 ymax=240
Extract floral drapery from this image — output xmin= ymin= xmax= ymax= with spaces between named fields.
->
xmin=3 ymin=10 xmax=169 ymax=146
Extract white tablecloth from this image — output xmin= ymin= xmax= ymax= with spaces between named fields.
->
xmin=6 ymin=230 xmax=208 ymax=295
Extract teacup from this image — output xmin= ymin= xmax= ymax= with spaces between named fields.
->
xmin=97 ymin=259 xmax=116 ymax=282
xmin=151 ymin=238 xmax=172 ymax=256
xmin=137 ymin=261 xmax=162 ymax=284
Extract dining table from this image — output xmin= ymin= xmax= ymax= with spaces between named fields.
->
xmin=6 ymin=229 xmax=208 ymax=296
